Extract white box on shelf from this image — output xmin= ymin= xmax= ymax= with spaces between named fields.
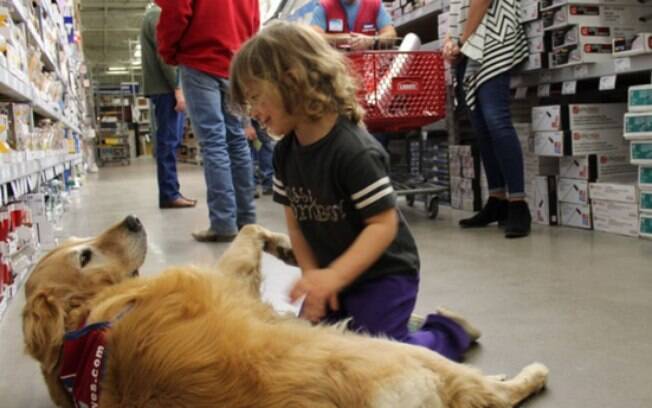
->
xmin=640 ymin=191 xmax=652 ymax=213
xmin=639 ymin=213 xmax=652 ymax=238
xmin=522 ymin=52 xmax=547 ymax=71
xmin=630 ymin=141 xmax=652 ymax=165
xmin=521 ymin=2 xmax=540 ymax=23
xmin=560 ymin=202 xmax=592 ymax=229
xmin=624 ymin=112 xmax=652 ymax=140
xmin=593 ymin=213 xmax=639 ymax=237
xmin=559 ymin=152 xmax=634 ymax=181
xmin=543 ymin=5 xmax=652 ymax=31
xmin=541 ymin=0 xmax=646 ymax=11
xmin=528 ymin=35 xmax=546 ymax=53
xmin=558 ymin=177 xmax=590 ymax=204
xmin=549 ymin=42 xmax=613 ymax=67
xmin=628 ymin=84 xmax=652 ymax=112
xmin=533 ymin=175 xmax=559 ymax=225
xmin=532 ymin=104 xmax=626 ymax=132
xmin=639 ymin=166 xmax=652 ymax=189
xmin=535 ymin=128 xmax=628 ymax=157
xmin=613 ymin=32 xmax=652 ymax=57
xmin=525 ymin=20 xmax=545 ymax=38
xmin=589 ymin=177 xmax=638 ymax=203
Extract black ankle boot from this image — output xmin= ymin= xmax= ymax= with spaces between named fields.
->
xmin=459 ymin=197 xmax=508 ymax=228
xmin=505 ymin=201 xmax=532 ymax=238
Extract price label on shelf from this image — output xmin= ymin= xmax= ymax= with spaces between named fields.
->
xmin=537 ymin=84 xmax=551 ymax=97
xmin=614 ymin=57 xmax=631 ymax=73
xmin=562 ymin=81 xmax=577 ymax=95
xmin=515 ymin=87 xmax=528 ymax=99
xmin=573 ymin=64 xmax=589 ymax=78
xmin=599 ymin=75 xmax=616 ymax=91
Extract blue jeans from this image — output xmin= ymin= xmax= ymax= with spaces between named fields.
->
xmin=180 ymin=66 xmax=256 ymax=234
xmin=150 ymin=93 xmax=185 ymax=205
xmin=251 ymin=122 xmax=275 ymax=190
xmin=456 ymin=59 xmax=525 ymax=197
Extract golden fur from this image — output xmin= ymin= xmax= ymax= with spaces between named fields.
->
xmin=23 ymin=218 xmax=548 ymax=407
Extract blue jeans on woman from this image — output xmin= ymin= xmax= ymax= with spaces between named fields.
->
xmin=455 ymin=58 xmax=525 ymax=197
xmin=180 ymin=66 xmax=256 ymax=235
xmin=150 ymin=93 xmax=185 ymax=206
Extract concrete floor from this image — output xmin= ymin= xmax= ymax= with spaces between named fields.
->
xmin=1 ymin=158 xmax=651 ymax=407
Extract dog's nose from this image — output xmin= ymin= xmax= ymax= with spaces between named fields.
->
xmin=124 ymin=215 xmax=143 ymax=233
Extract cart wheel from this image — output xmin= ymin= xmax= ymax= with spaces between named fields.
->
xmin=427 ymin=196 xmax=439 ymax=220
xmin=406 ymin=194 xmax=415 ymax=207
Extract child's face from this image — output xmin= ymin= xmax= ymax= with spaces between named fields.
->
xmin=245 ymin=81 xmax=295 ymax=140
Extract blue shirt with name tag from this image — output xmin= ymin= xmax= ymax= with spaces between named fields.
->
xmin=311 ymin=0 xmax=392 ymax=32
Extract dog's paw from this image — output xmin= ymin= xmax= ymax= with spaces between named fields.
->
xmin=263 ymin=233 xmax=297 ymax=266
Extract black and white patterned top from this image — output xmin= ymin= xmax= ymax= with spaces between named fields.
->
xmin=449 ymin=0 xmax=529 ymax=109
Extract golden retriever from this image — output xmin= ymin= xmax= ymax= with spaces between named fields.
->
xmin=23 ymin=216 xmax=548 ymax=407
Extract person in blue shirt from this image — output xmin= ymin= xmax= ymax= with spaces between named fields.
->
xmin=311 ymin=0 xmax=397 ymax=50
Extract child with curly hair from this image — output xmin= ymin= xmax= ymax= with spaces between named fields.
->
xmin=230 ymin=21 xmax=479 ymax=361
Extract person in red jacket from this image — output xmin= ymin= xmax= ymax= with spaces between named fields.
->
xmin=311 ymin=0 xmax=397 ymax=50
xmin=156 ymin=0 xmax=259 ymax=242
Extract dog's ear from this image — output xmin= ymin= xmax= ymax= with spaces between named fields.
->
xmin=22 ymin=288 xmax=65 ymax=373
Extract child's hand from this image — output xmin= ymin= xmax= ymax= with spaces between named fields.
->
xmin=289 ymin=268 xmax=345 ymax=323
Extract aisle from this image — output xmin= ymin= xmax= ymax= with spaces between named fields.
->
xmin=1 ymin=158 xmax=651 ymax=407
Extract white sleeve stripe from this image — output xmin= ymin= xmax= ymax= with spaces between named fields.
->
xmin=273 ymin=185 xmax=287 ymax=197
xmin=351 ymin=176 xmax=391 ymax=200
xmin=273 ymin=176 xmax=284 ymax=188
xmin=354 ymin=186 xmax=394 ymax=210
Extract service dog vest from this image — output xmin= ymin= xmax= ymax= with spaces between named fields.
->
xmin=59 ymin=322 xmax=110 ymax=408
xmin=321 ymin=0 xmax=380 ymax=35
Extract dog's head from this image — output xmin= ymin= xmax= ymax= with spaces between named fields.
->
xmin=22 ymin=215 xmax=147 ymax=372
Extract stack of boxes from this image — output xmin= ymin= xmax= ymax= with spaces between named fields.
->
xmin=515 ymin=123 xmax=559 ymax=224
xmin=533 ymin=103 xmax=636 ymax=230
xmin=522 ymin=0 xmax=547 ymax=71
xmin=449 ymin=145 xmax=480 ymax=211
xmin=624 ymin=85 xmax=652 ymax=238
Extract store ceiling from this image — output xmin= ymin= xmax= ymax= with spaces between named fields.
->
xmin=78 ymin=0 xmax=287 ymax=86
xmin=79 ymin=0 xmax=151 ymax=85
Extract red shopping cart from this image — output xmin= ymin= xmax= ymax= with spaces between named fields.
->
xmin=348 ymin=50 xmax=448 ymax=219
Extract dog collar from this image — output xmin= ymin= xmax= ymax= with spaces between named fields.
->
xmin=59 ymin=321 xmax=111 ymax=408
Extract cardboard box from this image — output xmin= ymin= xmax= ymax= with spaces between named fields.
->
xmin=521 ymin=2 xmax=540 ymax=23
xmin=639 ymin=166 xmax=652 ymax=189
xmin=540 ymin=0 xmax=645 ymax=11
xmin=522 ymin=52 xmax=548 ymax=71
xmin=559 ymin=152 xmax=634 ymax=181
xmin=532 ymin=104 xmax=626 ymax=132
xmin=558 ymin=178 xmax=590 ymax=204
xmin=639 ymin=191 xmax=652 ymax=213
xmin=592 ymin=199 xmax=639 ymax=237
xmin=534 ymin=128 xmax=628 ymax=157
xmin=630 ymin=141 xmax=652 ymax=165
xmin=533 ymin=175 xmax=559 ymax=225
xmin=525 ymin=20 xmax=545 ymax=38
xmin=628 ymin=84 xmax=652 ymax=113
xmin=624 ymin=112 xmax=652 ymax=140
xmin=589 ymin=178 xmax=638 ymax=203
xmin=640 ymin=214 xmax=652 ymax=238
xmin=560 ymin=202 xmax=592 ymax=229
xmin=550 ymin=42 xmax=613 ymax=67
xmin=543 ymin=5 xmax=652 ymax=31
xmin=528 ymin=35 xmax=546 ymax=53
xmin=593 ymin=213 xmax=639 ymax=237
xmin=613 ymin=32 xmax=652 ymax=56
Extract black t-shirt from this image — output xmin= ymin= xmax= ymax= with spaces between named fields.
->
xmin=272 ymin=116 xmax=420 ymax=290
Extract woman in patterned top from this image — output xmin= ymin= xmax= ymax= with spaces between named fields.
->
xmin=230 ymin=21 xmax=480 ymax=362
xmin=444 ymin=0 xmax=531 ymax=238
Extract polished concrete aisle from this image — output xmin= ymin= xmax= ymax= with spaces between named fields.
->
xmin=1 ymin=158 xmax=651 ymax=407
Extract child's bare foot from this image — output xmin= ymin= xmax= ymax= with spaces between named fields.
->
xmin=436 ymin=307 xmax=482 ymax=342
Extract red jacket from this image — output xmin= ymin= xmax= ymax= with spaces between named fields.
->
xmin=155 ymin=0 xmax=259 ymax=78
xmin=321 ymin=0 xmax=380 ymax=35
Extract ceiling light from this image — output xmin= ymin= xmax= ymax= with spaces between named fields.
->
xmin=108 ymin=66 xmax=127 ymax=71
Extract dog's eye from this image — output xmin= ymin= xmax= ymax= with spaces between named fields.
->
xmin=79 ymin=249 xmax=93 ymax=268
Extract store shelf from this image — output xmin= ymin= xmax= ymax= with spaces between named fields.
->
xmin=0 ymin=151 xmax=83 ymax=186
xmin=511 ymin=53 xmax=652 ymax=89
xmin=9 ymin=0 xmax=61 ymax=78
xmin=395 ymin=1 xmax=444 ymax=30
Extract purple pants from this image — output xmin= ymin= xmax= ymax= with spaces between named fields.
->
xmin=323 ymin=274 xmax=472 ymax=362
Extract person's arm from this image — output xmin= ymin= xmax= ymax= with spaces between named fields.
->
xmin=284 ymin=206 xmax=320 ymax=272
xmin=460 ymin=0 xmax=493 ymax=45
xmin=155 ymin=0 xmax=193 ymax=65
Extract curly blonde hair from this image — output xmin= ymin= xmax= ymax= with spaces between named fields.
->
xmin=230 ymin=21 xmax=364 ymax=124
